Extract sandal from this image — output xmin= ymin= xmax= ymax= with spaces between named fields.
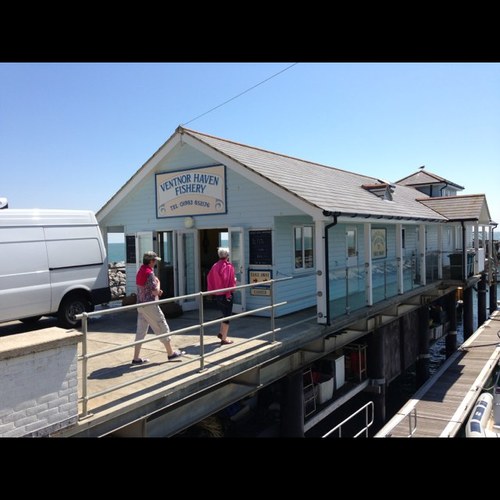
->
xmin=168 ymin=350 xmax=186 ymax=360
xmin=220 ymin=339 xmax=234 ymax=345
xmin=217 ymin=333 xmax=223 ymax=340
xmin=131 ymin=357 xmax=150 ymax=365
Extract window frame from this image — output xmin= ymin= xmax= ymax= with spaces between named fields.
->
xmin=346 ymin=227 xmax=358 ymax=257
xmin=293 ymin=225 xmax=314 ymax=271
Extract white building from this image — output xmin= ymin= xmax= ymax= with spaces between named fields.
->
xmin=97 ymin=126 xmax=494 ymax=326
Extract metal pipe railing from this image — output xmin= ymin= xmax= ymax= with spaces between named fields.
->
xmin=81 ymin=313 xmax=89 ymax=419
xmin=408 ymin=408 xmax=418 ymax=437
xmin=76 ymin=277 xmax=291 ymax=419
xmin=322 ymin=401 xmax=374 ymax=438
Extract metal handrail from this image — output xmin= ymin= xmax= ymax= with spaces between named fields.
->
xmin=407 ymin=408 xmax=418 ymax=437
xmin=322 ymin=401 xmax=374 ymax=438
xmin=76 ymin=277 xmax=291 ymax=419
xmin=379 ymin=407 xmax=418 ymax=437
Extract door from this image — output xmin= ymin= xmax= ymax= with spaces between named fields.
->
xmin=157 ymin=231 xmax=176 ymax=297
xmin=177 ymin=229 xmax=199 ymax=311
xmin=135 ymin=232 xmax=154 ymax=273
xmin=228 ymin=227 xmax=245 ymax=313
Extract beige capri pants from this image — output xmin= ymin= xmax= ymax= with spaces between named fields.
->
xmin=135 ymin=303 xmax=171 ymax=346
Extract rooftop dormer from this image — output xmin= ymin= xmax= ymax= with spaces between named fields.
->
xmin=362 ymin=181 xmax=395 ymax=201
xmin=395 ymin=166 xmax=464 ymax=197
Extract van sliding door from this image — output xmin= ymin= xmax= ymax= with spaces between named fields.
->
xmin=0 ymin=227 xmax=50 ymax=321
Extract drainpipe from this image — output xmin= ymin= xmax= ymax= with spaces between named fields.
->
xmin=324 ymin=211 xmax=340 ymax=325
xmin=439 ymin=182 xmax=449 ymax=197
xmin=490 ymin=222 xmax=498 ymax=313
xmin=461 ymin=220 xmax=466 ymax=280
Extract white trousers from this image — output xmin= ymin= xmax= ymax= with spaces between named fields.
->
xmin=135 ymin=303 xmax=171 ymax=347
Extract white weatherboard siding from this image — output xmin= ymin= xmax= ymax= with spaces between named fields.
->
xmin=370 ymin=225 xmax=396 ymax=299
xmin=328 ymin=223 xmax=365 ymax=317
xmin=102 ymin=146 xmax=316 ymax=312
xmin=155 ymin=141 xmax=215 ymax=172
xmin=426 ymin=225 xmax=439 ymax=250
xmin=269 ymin=216 xmax=317 ymax=316
xmin=403 ymin=224 xmax=418 ymax=257
xmin=442 ymin=224 xmax=459 ymax=269
xmin=103 ymin=150 xmax=308 ymax=233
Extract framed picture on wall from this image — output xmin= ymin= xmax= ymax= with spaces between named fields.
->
xmin=371 ymin=228 xmax=386 ymax=259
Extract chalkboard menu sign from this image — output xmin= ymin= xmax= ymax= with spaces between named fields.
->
xmin=249 ymin=230 xmax=272 ymax=265
xmin=126 ymin=235 xmax=136 ymax=264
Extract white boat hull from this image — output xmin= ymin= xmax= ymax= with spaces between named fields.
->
xmin=466 ymin=393 xmax=500 ymax=437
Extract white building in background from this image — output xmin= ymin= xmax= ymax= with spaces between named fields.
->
xmin=96 ymin=126 xmax=494 ymax=326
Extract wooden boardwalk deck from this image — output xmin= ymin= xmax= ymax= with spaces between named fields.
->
xmin=376 ymin=310 xmax=500 ymax=437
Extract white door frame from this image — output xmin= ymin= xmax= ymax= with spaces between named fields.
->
xmin=176 ymin=229 xmax=199 ymax=311
xmin=228 ymin=226 xmax=246 ymax=313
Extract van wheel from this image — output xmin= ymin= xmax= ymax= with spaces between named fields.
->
xmin=58 ymin=295 xmax=91 ymax=328
xmin=20 ymin=316 xmax=42 ymax=324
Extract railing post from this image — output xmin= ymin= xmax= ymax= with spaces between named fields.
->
xmin=199 ymin=291 xmax=205 ymax=371
xmin=345 ymin=267 xmax=349 ymax=314
xmin=384 ymin=261 xmax=387 ymax=299
xmin=365 ymin=401 xmax=373 ymax=437
xmin=271 ymin=280 xmax=276 ymax=342
xmin=412 ymin=256 xmax=416 ymax=289
xmin=81 ymin=312 xmax=89 ymax=419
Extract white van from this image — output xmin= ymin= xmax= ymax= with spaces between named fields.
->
xmin=0 ymin=209 xmax=111 ymax=328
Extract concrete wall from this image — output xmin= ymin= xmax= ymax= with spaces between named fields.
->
xmin=400 ymin=310 xmax=420 ymax=371
xmin=0 ymin=329 xmax=81 ymax=437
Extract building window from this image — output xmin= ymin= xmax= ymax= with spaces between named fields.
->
xmin=346 ymin=229 xmax=357 ymax=257
xmin=402 ymin=228 xmax=406 ymax=249
xmin=294 ymin=226 xmax=314 ymax=269
xmin=455 ymin=226 xmax=462 ymax=249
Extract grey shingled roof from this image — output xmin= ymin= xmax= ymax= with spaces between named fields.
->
xmin=182 ymin=128 xmax=446 ymax=221
xmin=418 ymin=194 xmax=491 ymax=223
xmin=396 ymin=169 xmax=464 ymax=190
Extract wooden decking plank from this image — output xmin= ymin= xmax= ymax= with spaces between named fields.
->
xmin=376 ymin=310 xmax=500 ymax=438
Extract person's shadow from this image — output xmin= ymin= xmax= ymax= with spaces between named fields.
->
xmin=87 ymin=341 xmax=227 ymax=380
xmin=88 ymin=361 xmax=162 ymax=380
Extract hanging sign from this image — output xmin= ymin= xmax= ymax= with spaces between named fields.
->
xmin=156 ymin=165 xmax=226 ymax=218
xmin=249 ymin=270 xmax=272 ymax=296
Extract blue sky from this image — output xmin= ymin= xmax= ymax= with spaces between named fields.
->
xmin=1 ymin=62 xmax=499 ymax=238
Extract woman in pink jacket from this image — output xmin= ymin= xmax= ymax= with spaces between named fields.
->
xmin=132 ymin=251 xmax=185 ymax=364
xmin=207 ymin=247 xmax=237 ymax=345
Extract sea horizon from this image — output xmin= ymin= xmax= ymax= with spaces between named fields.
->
xmin=108 ymin=242 xmax=125 ymax=263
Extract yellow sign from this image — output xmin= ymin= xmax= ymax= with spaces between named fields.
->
xmin=371 ymin=228 xmax=387 ymax=259
xmin=156 ymin=165 xmax=226 ymax=218
xmin=249 ymin=270 xmax=271 ymax=296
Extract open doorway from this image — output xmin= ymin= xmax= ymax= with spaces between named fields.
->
xmin=157 ymin=231 xmax=176 ymax=298
xmin=200 ymin=228 xmax=228 ymax=292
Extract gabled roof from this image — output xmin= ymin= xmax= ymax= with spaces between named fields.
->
xmin=179 ymin=128 xmax=445 ymax=221
xmin=418 ymin=194 xmax=491 ymax=224
xmin=396 ymin=168 xmax=464 ymax=190
xmin=98 ymin=127 xmax=456 ymax=222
